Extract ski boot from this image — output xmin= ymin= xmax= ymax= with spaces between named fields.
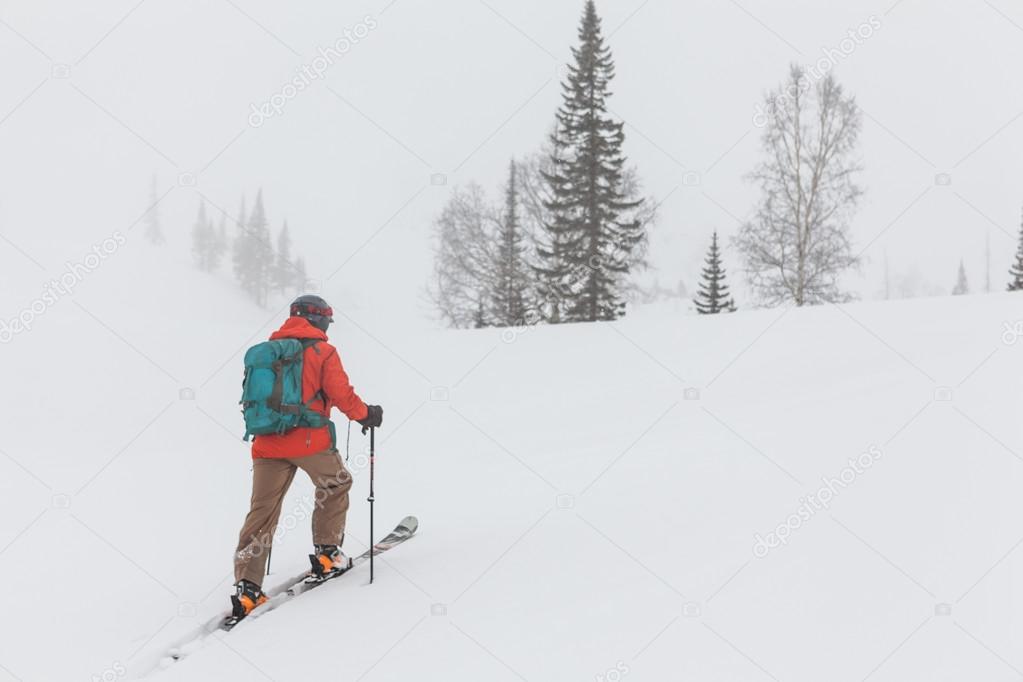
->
xmin=306 ymin=544 xmax=353 ymax=583
xmin=228 ymin=579 xmax=267 ymax=622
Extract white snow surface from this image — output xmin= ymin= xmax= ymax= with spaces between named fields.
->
xmin=2 ymin=243 xmax=1023 ymax=681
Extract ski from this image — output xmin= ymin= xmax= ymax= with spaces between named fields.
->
xmin=162 ymin=570 xmax=307 ymax=663
xmin=286 ymin=514 xmax=418 ymax=597
xmin=218 ymin=515 xmax=418 ymax=631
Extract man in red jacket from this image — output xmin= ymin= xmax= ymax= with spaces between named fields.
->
xmin=232 ymin=295 xmax=382 ymax=617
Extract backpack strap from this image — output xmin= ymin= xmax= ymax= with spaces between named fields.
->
xmin=299 ymin=338 xmax=336 ymax=449
xmin=266 ymin=354 xmax=300 ymax=414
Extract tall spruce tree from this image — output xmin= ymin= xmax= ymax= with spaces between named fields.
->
xmin=232 ymin=195 xmax=248 ymax=283
xmin=536 ymin=0 xmax=646 ymax=322
xmin=534 ymin=121 xmax=576 ymax=324
xmin=694 ymin=231 xmax=737 ymax=314
xmin=274 ymin=221 xmax=295 ymax=294
xmin=245 ymin=190 xmax=275 ymax=306
xmin=488 ymin=161 xmax=531 ymax=326
xmin=1009 ymin=210 xmax=1023 ymax=291
xmin=191 ymin=200 xmax=213 ymax=270
xmin=294 ymin=256 xmax=308 ymax=295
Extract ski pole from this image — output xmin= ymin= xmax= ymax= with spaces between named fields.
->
xmin=368 ymin=426 xmax=375 ymax=584
xmin=266 ymin=546 xmax=272 ymax=576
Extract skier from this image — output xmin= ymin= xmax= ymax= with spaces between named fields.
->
xmin=231 ymin=294 xmax=383 ymax=619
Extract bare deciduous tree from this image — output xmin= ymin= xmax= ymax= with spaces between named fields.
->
xmin=736 ymin=65 xmax=863 ymax=306
xmin=516 ymin=142 xmax=556 ymax=245
xmin=427 ymin=184 xmax=498 ymax=328
xmin=426 ymin=131 xmax=655 ymax=329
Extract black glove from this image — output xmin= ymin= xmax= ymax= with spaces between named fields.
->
xmin=358 ymin=405 xmax=383 ymax=434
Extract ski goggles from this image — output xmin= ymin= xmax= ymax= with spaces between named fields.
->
xmin=292 ymin=303 xmax=334 ymax=321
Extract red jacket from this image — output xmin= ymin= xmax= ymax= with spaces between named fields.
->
xmin=251 ymin=317 xmax=369 ymax=459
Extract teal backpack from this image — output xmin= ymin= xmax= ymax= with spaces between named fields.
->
xmin=240 ymin=339 xmax=334 ymax=443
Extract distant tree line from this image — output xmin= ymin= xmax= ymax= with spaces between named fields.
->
xmin=434 ymin=0 xmax=1023 ymax=317
xmin=225 ymin=190 xmax=308 ymax=306
xmin=141 ymin=171 xmax=310 ymax=307
xmin=428 ymin=2 xmax=873 ymax=326
xmin=940 ymin=209 xmax=1023 ymax=297
xmin=147 ymin=1 xmax=1023 ymax=318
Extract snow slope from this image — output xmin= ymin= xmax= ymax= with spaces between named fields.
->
xmin=2 ymin=241 xmax=1023 ymax=681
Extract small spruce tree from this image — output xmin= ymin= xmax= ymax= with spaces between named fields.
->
xmin=191 ymin=201 xmax=213 ymax=270
xmin=952 ymin=259 xmax=969 ymax=296
xmin=694 ymin=231 xmax=737 ymax=314
xmin=1008 ymin=210 xmax=1023 ymax=292
xmin=473 ymin=298 xmax=489 ymax=329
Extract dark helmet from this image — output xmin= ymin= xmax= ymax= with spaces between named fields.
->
xmin=290 ymin=294 xmax=334 ymax=332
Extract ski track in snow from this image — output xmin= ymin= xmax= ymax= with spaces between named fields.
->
xmin=3 ymin=244 xmax=1023 ymax=680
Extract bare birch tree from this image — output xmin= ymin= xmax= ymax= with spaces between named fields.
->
xmin=736 ymin=65 xmax=863 ymax=306
xmin=427 ymin=184 xmax=498 ymax=328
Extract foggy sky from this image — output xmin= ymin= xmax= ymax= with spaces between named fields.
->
xmin=2 ymin=0 xmax=1021 ymax=317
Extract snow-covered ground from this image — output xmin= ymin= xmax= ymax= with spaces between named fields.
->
xmin=2 ymin=241 xmax=1022 ymax=681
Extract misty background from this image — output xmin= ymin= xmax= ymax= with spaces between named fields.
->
xmin=3 ymin=0 xmax=1022 ymax=321
xmin=4 ymin=2 xmax=1023 ymax=680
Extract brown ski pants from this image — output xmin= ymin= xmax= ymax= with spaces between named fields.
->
xmin=234 ymin=449 xmax=353 ymax=587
